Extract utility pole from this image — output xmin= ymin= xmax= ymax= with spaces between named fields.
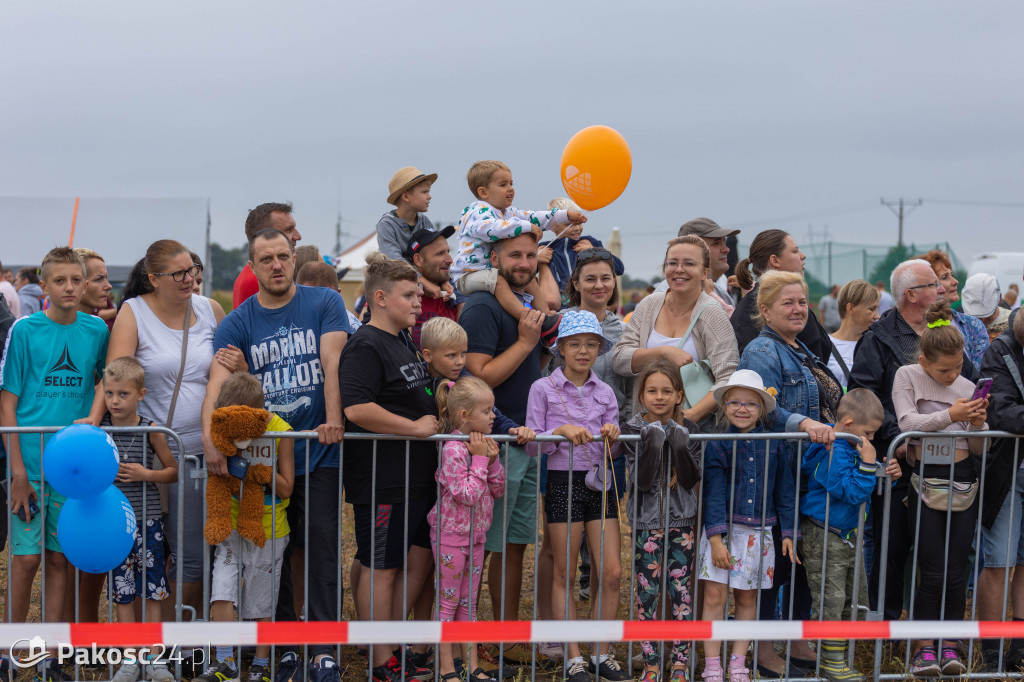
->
xmin=881 ymin=197 xmax=922 ymax=247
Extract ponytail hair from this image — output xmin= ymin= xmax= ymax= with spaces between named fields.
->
xmin=920 ymin=299 xmax=963 ymax=362
xmin=118 ymin=257 xmax=152 ymax=311
xmin=436 ymin=375 xmax=493 ymax=434
xmin=735 ymin=229 xmax=791 ymax=291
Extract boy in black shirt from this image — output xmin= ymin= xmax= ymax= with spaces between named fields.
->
xmin=340 ymin=253 xmax=438 ymax=682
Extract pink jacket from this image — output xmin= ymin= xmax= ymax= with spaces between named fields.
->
xmin=427 ymin=432 xmax=506 ymax=546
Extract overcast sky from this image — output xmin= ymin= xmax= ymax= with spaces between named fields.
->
xmin=2 ymin=1 xmax=1022 ymax=284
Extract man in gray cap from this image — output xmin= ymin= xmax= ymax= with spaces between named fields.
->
xmin=675 ymin=217 xmax=740 ymax=314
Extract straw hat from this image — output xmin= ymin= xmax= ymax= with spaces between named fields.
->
xmin=387 ymin=167 xmax=438 ymax=206
xmin=712 ymin=369 xmax=777 ymax=412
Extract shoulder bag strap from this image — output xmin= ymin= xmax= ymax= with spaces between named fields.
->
xmin=830 ymin=342 xmax=851 ymax=382
xmin=1004 ymin=353 xmax=1024 ymax=401
xmin=677 ymin=300 xmax=714 ymax=350
xmin=165 ymin=297 xmax=193 ymax=429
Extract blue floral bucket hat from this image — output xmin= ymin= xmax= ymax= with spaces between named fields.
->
xmin=552 ymin=309 xmax=614 ymax=357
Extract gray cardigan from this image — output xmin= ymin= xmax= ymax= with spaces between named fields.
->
xmin=622 ymin=413 xmax=702 ymax=530
xmin=611 ymin=290 xmax=738 ymax=392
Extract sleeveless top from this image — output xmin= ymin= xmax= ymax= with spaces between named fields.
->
xmin=103 ymin=413 xmax=162 ymax=524
xmin=125 ymin=295 xmax=216 ymax=459
xmin=648 ymin=327 xmax=699 ymax=359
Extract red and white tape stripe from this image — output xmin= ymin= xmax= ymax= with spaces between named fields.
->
xmin=4 ymin=620 xmax=1024 ymax=648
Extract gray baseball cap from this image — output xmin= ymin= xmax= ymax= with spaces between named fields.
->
xmin=677 ymin=217 xmax=740 ymax=239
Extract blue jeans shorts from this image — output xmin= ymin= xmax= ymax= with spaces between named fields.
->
xmin=982 ymin=467 xmax=1024 ymax=568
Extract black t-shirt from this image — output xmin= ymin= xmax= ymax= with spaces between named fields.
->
xmin=339 ymin=325 xmax=437 ymax=505
xmin=459 ymin=291 xmax=542 ymax=425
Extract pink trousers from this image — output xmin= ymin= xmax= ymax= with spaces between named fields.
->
xmin=432 ymin=540 xmax=486 ymax=622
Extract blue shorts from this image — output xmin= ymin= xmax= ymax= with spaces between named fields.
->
xmin=10 ymin=481 xmax=64 ymax=556
xmin=982 ymin=467 xmax=1024 ymax=568
xmin=109 ymin=518 xmax=170 ymax=603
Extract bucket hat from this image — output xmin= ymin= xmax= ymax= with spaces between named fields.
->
xmin=552 ymin=309 xmax=613 ymax=358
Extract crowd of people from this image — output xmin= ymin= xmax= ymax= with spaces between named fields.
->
xmin=1 ymin=159 xmax=1023 ymax=682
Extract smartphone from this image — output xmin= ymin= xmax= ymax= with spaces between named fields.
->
xmin=972 ymin=378 xmax=993 ymax=402
xmin=16 ymin=498 xmax=40 ymax=523
xmin=227 ymin=456 xmax=250 ymax=479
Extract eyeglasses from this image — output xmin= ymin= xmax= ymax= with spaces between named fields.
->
xmin=908 ymin=281 xmax=941 ymax=291
xmin=576 ymin=249 xmax=613 ymax=265
xmin=563 ymin=340 xmax=602 ymax=352
xmin=663 ymin=259 xmax=700 ymax=271
xmin=153 ymin=264 xmax=201 ymax=282
xmin=724 ymin=400 xmax=761 ymax=411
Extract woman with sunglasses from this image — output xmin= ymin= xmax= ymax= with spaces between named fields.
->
xmin=107 ymin=239 xmax=229 ymax=619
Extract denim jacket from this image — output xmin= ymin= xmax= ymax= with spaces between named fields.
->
xmin=739 ymin=328 xmax=825 ymax=433
xmin=702 ymin=425 xmax=797 ymax=539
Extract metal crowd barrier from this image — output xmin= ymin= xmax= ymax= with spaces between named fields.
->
xmin=6 ymin=427 xmax=1024 ymax=681
xmin=874 ymin=430 xmax=1024 ymax=680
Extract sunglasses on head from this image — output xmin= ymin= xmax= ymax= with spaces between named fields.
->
xmin=576 ymin=249 xmax=613 ymax=265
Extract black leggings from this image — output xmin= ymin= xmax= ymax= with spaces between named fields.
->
xmin=908 ymin=484 xmax=979 ymax=621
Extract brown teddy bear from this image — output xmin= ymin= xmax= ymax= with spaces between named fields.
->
xmin=205 ymin=405 xmax=275 ymax=548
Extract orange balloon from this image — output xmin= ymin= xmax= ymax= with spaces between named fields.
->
xmin=560 ymin=125 xmax=632 ymax=211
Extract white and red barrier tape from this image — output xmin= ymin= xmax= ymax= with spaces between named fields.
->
xmin=4 ymin=620 xmax=1024 ymax=648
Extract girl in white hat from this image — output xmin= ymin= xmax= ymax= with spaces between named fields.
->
xmin=697 ymin=370 xmax=796 ymax=682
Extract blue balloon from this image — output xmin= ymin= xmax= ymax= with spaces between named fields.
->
xmin=43 ymin=424 xmax=119 ymax=499
xmin=58 ymin=486 xmax=137 ymax=574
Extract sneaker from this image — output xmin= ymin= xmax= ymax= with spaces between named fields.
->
xmin=399 ymin=650 xmax=432 ymax=681
xmin=590 ymin=654 xmax=630 ymax=682
xmin=145 ymin=663 xmax=176 ymax=682
xmin=909 ymin=647 xmax=941 ymax=678
xmin=726 ymin=656 xmax=749 ymax=682
xmin=579 ymin=584 xmax=591 ymax=601
xmin=0 ymin=658 xmax=11 ymax=682
xmin=700 ymin=658 xmax=723 ymax=682
xmin=537 ymin=643 xmax=565 ymax=660
xmin=540 ymin=314 xmax=562 ymax=348
xmin=565 ymin=658 xmax=592 ymax=682
xmin=35 ymin=660 xmax=73 ymax=682
xmin=371 ymin=662 xmax=403 ymax=682
xmin=668 ymin=669 xmax=689 ymax=682
xmin=386 ymin=653 xmax=430 ymax=682
xmin=245 ymin=665 xmax=272 ymax=682
xmin=308 ymin=656 xmax=342 ymax=682
xmin=939 ymin=647 xmax=966 ymax=677
xmin=639 ymin=672 xmax=660 ymax=682
xmin=275 ymin=653 xmax=303 ymax=682
xmin=196 ymin=660 xmax=239 ymax=682
xmin=113 ymin=663 xmax=141 ymax=682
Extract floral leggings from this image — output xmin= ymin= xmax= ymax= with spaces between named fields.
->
xmin=633 ymin=526 xmax=696 ymax=666
xmin=432 ymin=541 xmax=486 ymax=622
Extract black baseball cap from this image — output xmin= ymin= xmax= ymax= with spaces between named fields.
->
xmin=403 ymin=225 xmax=456 ymax=260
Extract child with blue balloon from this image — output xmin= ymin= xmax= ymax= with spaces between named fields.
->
xmin=0 ymin=246 xmax=108 ymax=682
xmin=98 ymin=357 xmax=178 ymax=682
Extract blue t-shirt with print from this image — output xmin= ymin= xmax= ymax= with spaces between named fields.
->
xmin=0 ymin=311 xmax=109 ymax=480
xmin=214 ymin=285 xmax=351 ymax=475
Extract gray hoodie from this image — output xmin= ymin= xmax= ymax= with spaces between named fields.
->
xmin=622 ymin=412 xmax=702 ymax=530
xmin=17 ymin=283 xmax=44 ymax=317
xmin=375 ymin=211 xmax=437 ymax=262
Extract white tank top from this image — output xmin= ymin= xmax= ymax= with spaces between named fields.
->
xmin=647 ymin=328 xmax=699 ymax=359
xmin=125 ymin=295 xmax=216 ymax=458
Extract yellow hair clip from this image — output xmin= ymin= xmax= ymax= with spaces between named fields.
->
xmin=927 ymin=318 xmax=951 ymax=329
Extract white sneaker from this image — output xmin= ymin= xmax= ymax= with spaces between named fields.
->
xmin=144 ymin=663 xmax=175 ymax=682
xmin=537 ymin=643 xmax=564 ymax=659
xmin=113 ymin=663 xmax=141 ymax=682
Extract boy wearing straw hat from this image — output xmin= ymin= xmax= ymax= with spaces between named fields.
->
xmin=377 ymin=167 xmax=459 ymax=304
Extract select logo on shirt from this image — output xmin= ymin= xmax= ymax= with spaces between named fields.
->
xmin=41 ymin=344 xmax=85 ymax=391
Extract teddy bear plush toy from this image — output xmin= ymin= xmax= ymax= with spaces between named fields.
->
xmin=204 ymin=405 xmax=275 ymax=548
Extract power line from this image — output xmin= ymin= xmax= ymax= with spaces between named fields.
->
xmin=923 ymin=198 xmax=1024 ymax=208
xmin=881 ymin=197 xmax=922 ymax=247
xmin=728 ymin=201 xmax=877 ymax=228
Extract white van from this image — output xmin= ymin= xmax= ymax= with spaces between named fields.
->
xmin=968 ymin=252 xmax=1024 ymax=307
